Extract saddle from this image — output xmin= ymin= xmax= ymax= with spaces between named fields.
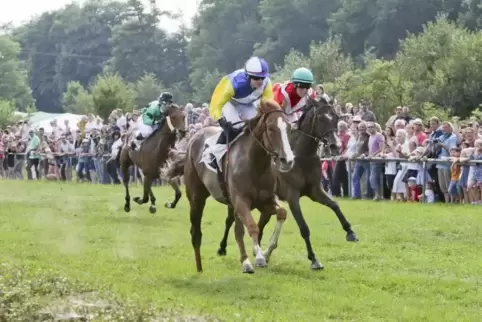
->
xmin=130 ymin=124 xmax=160 ymax=150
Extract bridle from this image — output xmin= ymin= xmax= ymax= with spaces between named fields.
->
xmin=243 ymin=109 xmax=290 ymax=161
xmin=289 ymin=101 xmax=338 ymax=154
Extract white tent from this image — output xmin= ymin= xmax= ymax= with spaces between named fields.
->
xmin=32 ymin=113 xmax=85 ymax=133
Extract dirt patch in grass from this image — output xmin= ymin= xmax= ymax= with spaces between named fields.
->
xmin=0 ymin=263 xmax=219 ymax=321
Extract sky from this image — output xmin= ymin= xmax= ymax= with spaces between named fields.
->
xmin=0 ymin=0 xmax=199 ymax=32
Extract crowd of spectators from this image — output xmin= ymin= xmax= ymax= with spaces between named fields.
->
xmin=324 ymin=102 xmax=482 ymax=204
xmin=1 ymin=99 xmax=482 ymax=205
xmin=0 ymin=104 xmax=211 ymax=184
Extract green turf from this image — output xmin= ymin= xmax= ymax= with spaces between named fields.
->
xmin=1 ymin=180 xmax=481 ymax=321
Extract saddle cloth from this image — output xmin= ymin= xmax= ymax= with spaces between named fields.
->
xmin=201 ymin=130 xmax=244 ymax=172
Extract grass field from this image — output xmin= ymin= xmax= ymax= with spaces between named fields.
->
xmin=1 ymin=180 xmax=482 ymax=321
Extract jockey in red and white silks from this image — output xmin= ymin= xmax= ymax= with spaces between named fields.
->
xmin=273 ymin=67 xmax=316 ymax=124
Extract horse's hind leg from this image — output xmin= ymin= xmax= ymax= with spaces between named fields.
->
xmin=165 ymin=178 xmax=182 ymax=209
xmin=217 ymin=206 xmax=235 ymax=256
xmin=186 ymin=181 xmax=209 ymax=273
xmin=308 ymin=183 xmax=358 ymax=242
xmin=122 ymin=164 xmax=131 ymax=212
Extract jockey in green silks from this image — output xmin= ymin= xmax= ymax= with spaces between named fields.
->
xmin=134 ymin=92 xmax=173 ymax=141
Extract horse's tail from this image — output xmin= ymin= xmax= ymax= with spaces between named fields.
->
xmin=160 ymin=149 xmax=186 ymax=180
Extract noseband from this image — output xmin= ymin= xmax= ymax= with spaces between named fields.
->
xmin=245 ymin=109 xmax=289 ymax=161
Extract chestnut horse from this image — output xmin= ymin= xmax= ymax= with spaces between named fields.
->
xmin=163 ymin=97 xmax=358 ymax=270
xmin=117 ymin=104 xmax=186 ymax=214
xmin=184 ymin=99 xmax=294 ymax=273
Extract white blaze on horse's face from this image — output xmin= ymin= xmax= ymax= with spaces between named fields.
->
xmin=324 ymin=113 xmax=333 ymax=121
xmin=277 ymin=116 xmax=294 ymax=163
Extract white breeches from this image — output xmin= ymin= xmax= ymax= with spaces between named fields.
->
xmin=222 ymin=101 xmax=257 ymax=129
xmin=135 ymin=121 xmax=155 ymax=138
xmin=286 ymin=110 xmax=303 ymax=124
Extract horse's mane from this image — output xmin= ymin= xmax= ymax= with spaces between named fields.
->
xmin=258 ymin=99 xmax=282 ymax=114
xmin=246 ymin=99 xmax=283 ymax=130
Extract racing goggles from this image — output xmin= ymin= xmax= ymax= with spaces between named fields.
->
xmin=249 ymin=75 xmax=265 ymax=81
xmin=294 ymin=82 xmax=312 ymax=89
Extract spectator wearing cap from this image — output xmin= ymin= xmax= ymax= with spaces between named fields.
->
xmin=350 ymin=115 xmax=362 ymax=131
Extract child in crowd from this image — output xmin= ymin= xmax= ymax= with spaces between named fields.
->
xmin=417 ymin=181 xmax=435 ymax=203
xmin=458 ymin=147 xmax=473 ymax=204
xmin=467 ymin=140 xmax=482 ymax=204
xmin=407 ymin=177 xmax=422 ymax=202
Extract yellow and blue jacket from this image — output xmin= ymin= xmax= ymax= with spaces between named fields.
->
xmin=209 ymin=69 xmax=273 ymax=120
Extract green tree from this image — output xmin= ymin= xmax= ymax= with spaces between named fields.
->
xmin=256 ymin=0 xmax=340 ymax=66
xmin=131 ymin=73 xmax=163 ymax=109
xmin=14 ymin=1 xmax=127 ymax=112
xmin=187 ymin=0 xmax=262 ymax=95
xmin=61 ymin=81 xmax=94 ymax=114
xmin=272 ymin=36 xmax=353 ymax=85
xmin=91 ymin=73 xmax=134 ymax=119
xmin=0 ymin=36 xmax=34 ymax=110
xmin=396 ymin=16 xmax=482 ymax=117
xmin=0 ymin=100 xmax=20 ymax=127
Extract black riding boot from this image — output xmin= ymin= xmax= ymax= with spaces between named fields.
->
xmin=208 ymin=127 xmax=241 ymax=169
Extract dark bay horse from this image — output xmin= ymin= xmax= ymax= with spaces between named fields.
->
xmin=118 ymin=104 xmax=186 ymax=214
xmin=184 ymin=99 xmax=294 ymax=274
xmin=164 ymin=97 xmax=358 ymax=270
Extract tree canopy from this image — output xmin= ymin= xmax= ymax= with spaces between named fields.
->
xmin=1 ymin=0 xmax=482 ymax=124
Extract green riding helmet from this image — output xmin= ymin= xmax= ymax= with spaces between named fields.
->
xmin=291 ymin=67 xmax=314 ymax=85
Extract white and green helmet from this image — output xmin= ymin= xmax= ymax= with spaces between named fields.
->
xmin=291 ymin=67 xmax=314 ymax=84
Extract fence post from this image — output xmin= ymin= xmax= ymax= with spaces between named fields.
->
xmin=347 ymin=159 xmax=352 ymax=198
xmin=421 ymin=160 xmax=427 ymax=203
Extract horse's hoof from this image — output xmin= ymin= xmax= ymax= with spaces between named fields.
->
xmin=124 ymin=205 xmax=130 ymax=213
xmin=311 ymin=261 xmax=324 ymax=270
xmin=243 ymin=264 xmax=255 ymax=274
xmin=133 ymin=197 xmax=142 ymax=204
xmin=217 ymin=248 xmax=227 ymax=256
xmin=346 ymin=232 xmax=359 ymax=242
xmin=149 ymin=205 xmax=157 ymax=214
xmin=164 ymin=202 xmax=173 ymax=209
xmin=255 ymin=257 xmax=267 ymax=268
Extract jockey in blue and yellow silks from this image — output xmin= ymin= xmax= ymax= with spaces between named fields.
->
xmin=209 ymin=57 xmax=273 ymax=152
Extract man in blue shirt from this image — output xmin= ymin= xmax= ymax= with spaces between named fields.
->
xmin=435 ymin=121 xmax=457 ymax=203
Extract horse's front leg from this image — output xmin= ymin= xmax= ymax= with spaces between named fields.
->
xmin=148 ymin=185 xmax=157 ymax=214
xmin=308 ymin=183 xmax=359 ymax=242
xmin=257 ymin=198 xmax=287 ymax=264
xmin=134 ymin=175 xmax=152 ymax=206
xmin=233 ymin=198 xmax=266 ymax=272
xmin=288 ymin=197 xmax=324 ymax=270
xmin=122 ymin=163 xmax=131 ymax=212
